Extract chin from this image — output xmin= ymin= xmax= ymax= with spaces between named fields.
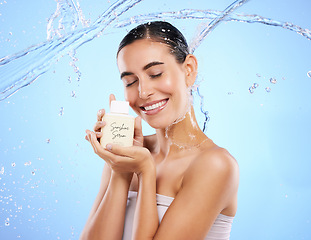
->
xmin=144 ymin=117 xmax=174 ymax=130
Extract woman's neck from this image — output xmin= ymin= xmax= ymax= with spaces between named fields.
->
xmin=155 ymin=106 xmax=209 ymax=157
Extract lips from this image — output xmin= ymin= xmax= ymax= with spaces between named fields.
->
xmin=140 ymin=99 xmax=168 ymax=115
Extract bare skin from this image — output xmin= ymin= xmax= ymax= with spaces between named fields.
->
xmin=80 ymin=39 xmax=239 ymax=240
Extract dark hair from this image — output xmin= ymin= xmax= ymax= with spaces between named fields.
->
xmin=117 ymin=21 xmax=189 ymax=64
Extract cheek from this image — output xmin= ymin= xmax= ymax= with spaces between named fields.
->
xmin=162 ymin=72 xmax=187 ymax=96
xmin=124 ymin=88 xmax=138 ymax=108
xmin=159 ymin=80 xmax=174 ymax=94
xmin=158 ymin=72 xmax=182 ymax=94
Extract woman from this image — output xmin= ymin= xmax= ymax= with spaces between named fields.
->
xmin=81 ymin=21 xmax=239 ymax=240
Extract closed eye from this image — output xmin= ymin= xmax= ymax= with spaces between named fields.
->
xmin=150 ymin=73 xmax=162 ymax=79
xmin=125 ymin=80 xmax=138 ymax=87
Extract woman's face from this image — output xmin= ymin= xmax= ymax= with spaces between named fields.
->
xmin=117 ymin=39 xmax=193 ymax=129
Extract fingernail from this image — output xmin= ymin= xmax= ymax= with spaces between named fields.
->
xmin=106 ymin=144 xmax=112 ymax=151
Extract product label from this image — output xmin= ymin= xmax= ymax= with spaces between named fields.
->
xmin=110 ymin=122 xmax=129 ymax=140
xmin=101 ymin=116 xmax=134 ymax=147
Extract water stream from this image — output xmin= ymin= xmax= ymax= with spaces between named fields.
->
xmin=0 ymin=0 xmax=310 ymax=101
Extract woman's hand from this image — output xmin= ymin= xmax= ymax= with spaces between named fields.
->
xmin=85 ymin=94 xmax=153 ymax=175
xmin=86 ymin=129 xmax=154 ymax=175
xmin=87 ymin=94 xmax=144 ymax=147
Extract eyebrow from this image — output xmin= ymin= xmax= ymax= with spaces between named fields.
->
xmin=120 ymin=61 xmax=164 ymax=79
xmin=143 ymin=61 xmax=164 ymax=70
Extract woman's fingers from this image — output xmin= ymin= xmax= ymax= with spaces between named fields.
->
xmin=133 ymin=116 xmax=144 ymax=147
xmin=94 ymin=121 xmax=106 ymax=132
xmin=106 ymin=144 xmax=149 ymax=159
xmin=109 ymin=94 xmax=116 ymax=106
xmin=95 ymin=131 xmax=102 ymax=139
xmin=97 ymin=109 xmax=105 ymax=122
xmin=86 ymin=130 xmax=116 ymax=161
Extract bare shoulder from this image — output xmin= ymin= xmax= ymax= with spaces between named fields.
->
xmin=183 ymin=146 xmax=239 ymax=191
xmin=201 ymin=146 xmax=238 ymax=172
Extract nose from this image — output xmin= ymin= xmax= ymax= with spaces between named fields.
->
xmin=138 ymin=78 xmax=153 ymax=99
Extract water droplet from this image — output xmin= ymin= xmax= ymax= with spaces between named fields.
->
xmin=68 ymin=76 xmax=72 ymax=83
xmin=307 ymin=71 xmax=311 ymax=78
xmin=5 ymin=221 xmax=10 ymax=226
xmin=249 ymin=83 xmax=259 ymax=94
xmin=0 ymin=167 xmax=4 ymax=174
xmin=227 ymin=92 xmax=234 ymax=95
xmin=256 ymin=73 xmax=261 ymax=77
xmin=31 ymin=171 xmax=35 ymax=176
xmin=248 ymin=87 xmax=254 ymax=94
xmin=161 ymin=28 xmax=166 ymax=32
xmin=59 ymin=107 xmax=64 ymax=116
xmin=46 ymin=139 xmax=50 ymax=144
xmin=270 ymin=77 xmax=277 ymax=84
xmin=11 ymin=162 xmax=16 ymax=167
xmin=265 ymin=87 xmax=271 ymax=93
xmin=71 ymin=91 xmax=76 ymax=98
xmin=24 ymin=161 xmax=31 ymax=166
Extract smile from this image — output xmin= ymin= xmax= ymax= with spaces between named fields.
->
xmin=140 ymin=99 xmax=168 ymax=115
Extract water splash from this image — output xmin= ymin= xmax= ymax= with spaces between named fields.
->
xmin=115 ymin=8 xmax=311 ymax=44
xmin=195 ymin=85 xmax=210 ymax=132
xmin=1 ymin=2 xmax=311 ymax=101
xmin=46 ymin=0 xmax=89 ymax=41
xmin=1 ymin=1 xmax=311 ymax=102
xmin=0 ymin=0 xmax=144 ymax=101
xmin=189 ymin=0 xmax=250 ymax=53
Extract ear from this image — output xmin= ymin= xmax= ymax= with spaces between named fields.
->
xmin=184 ymin=54 xmax=198 ymax=87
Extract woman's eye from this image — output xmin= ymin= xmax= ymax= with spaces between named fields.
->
xmin=125 ymin=80 xmax=138 ymax=87
xmin=150 ymin=73 xmax=162 ymax=79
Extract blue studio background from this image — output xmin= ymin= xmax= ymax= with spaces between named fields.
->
xmin=0 ymin=0 xmax=310 ymax=239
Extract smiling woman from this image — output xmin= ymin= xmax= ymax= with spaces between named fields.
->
xmin=81 ymin=21 xmax=239 ymax=240
xmin=1 ymin=1 xmax=311 ymax=239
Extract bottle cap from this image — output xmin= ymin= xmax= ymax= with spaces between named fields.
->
xmin=110 ymin=100 xmax=129 ymax=114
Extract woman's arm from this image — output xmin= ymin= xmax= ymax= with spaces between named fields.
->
xmin=81 ymin=164 xmax=111 ymax=229
xmin=133 ymin=147 xmax=239 ymax=240
xmin=80 ymin=164 xmax=133 ymax=240
xmin=132 ymin=162 xmax=158 ymax=239
xmin=80 ymin=125 xmax=135 ymax=240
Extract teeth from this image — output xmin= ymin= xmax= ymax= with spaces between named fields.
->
xmin=144 ymin=100 xmax=166 ymax=111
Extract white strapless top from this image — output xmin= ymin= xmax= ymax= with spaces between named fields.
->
xmin=122 ymin=191 xmax=234 ymax=240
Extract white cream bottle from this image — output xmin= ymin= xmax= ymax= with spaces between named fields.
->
xmin=100 ymin=100 xmax=135 ymax=148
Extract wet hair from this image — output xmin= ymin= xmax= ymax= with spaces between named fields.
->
xmin=117 ymin=21 xmax=189 ymax=64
